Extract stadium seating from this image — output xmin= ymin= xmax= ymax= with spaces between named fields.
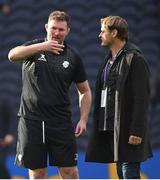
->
xmin=1 ymin=0 xmax=159 ymax=150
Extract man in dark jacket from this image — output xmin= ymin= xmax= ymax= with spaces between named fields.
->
xmin=85 ymin=16 xmax=152 ymax=179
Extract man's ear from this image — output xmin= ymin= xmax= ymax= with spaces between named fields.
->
xmin=112 ymin=29 xmax=118 ymax=38
xmin=45 ymin=24 xmax=48 ymax=32
xmin=67 ymin=27 xmax=70 ymax=34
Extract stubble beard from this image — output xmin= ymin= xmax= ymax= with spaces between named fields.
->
xmin=101 ymin=41 xmax=110 ymax=48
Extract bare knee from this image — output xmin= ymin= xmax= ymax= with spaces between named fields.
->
xmin=59 ymin=166 xmax=79 ymax=179
xmin=29 ymin=168 xmax=47 ymax=179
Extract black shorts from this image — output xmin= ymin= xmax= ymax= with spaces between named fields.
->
xmin=15 ymin=117 xmax=77 ymax=170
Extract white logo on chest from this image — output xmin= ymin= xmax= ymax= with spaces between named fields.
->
xmin=62 ymin=61 xmax=69 ymax=68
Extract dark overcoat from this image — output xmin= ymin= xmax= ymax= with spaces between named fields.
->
xmin=86 ymin=43 xmax=152 ymax=163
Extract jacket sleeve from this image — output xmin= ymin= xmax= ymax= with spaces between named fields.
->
xmin=129 ymin=53 xmax=150 ymax=137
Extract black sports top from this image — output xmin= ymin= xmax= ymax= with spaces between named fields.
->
xmin=18 ymin=39 xmax=87 ymax=122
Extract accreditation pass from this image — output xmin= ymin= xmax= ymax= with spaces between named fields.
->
xmin=101 ymin=87 xmax=107 ymax=108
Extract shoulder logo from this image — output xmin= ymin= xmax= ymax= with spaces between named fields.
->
xmin=38 ymin=54 xmax=47 ymax=62
xmin=62 ymin=61 xmax=69 ymax=68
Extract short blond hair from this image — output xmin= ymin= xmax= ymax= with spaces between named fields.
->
xmin=101 ymin=16 xmax=129 ymax=41
xmin=48 ymin=10 xmax=70 ymax=27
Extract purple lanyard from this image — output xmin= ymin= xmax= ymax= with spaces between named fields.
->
xmin=103 ymin=56 xmax=116 ymax=88
xmin=103 ymin=62 xmax=110 ymax=83
xmin=102 ymin=50 xmax=123 ymax=88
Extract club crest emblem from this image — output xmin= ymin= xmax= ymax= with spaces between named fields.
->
xmin=62 ymin=61 xmax=69 ymax=68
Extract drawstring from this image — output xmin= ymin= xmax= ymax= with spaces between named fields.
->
xmin=42 ymin=121 xmax=45 ymax=144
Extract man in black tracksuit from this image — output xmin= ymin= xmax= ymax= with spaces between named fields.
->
xmin=85 ymin=16 xmax=152 ymax=179
xmin=8 ymin=10 xmax=92 ymax=179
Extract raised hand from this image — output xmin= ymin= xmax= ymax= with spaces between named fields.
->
xmin=41 ymin=40 xmax=64 ymax=54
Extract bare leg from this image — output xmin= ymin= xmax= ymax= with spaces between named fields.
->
xmin=28 ymin=168 xmax=47 ymax=179
xmin=58 ymin=166 xmax=79 ymax=179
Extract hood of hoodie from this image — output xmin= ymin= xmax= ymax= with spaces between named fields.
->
xmin=123 ymin=42 xmax=143 ymax=55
